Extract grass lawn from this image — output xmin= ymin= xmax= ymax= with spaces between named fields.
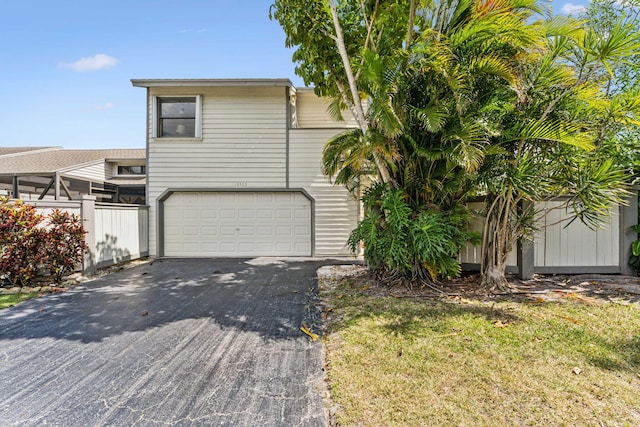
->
xmin=321 ymin=275 xmax=640 ymax=426
xmin=0 ymin=292 xmax=41 ymax=309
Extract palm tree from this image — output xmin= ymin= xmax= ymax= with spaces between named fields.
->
xmin=323 ymin=0 xmax=541 ymax=283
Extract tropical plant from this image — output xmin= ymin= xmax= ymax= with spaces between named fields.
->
xmin=44 ymin=209 xmax=88 ymax=284
xmin=272 ymin=0 xmax=640 ymax=290
xmin=348 ymin=183 xmax=479 ymax=285
xmin=0 ymin=198 xmax=46 ymax=286
xmin=0 ymin=198 xmax=88 ymax=286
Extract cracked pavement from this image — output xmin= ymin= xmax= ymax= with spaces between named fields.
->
xmin=0 ymin=258 xmax=344 ymax=426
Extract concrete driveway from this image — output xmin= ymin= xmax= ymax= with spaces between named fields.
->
xmin=0 ymin=258 xmax=342 ymax=426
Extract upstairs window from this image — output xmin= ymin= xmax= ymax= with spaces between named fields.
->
xmin=155 ymin=96 xmax=200 ymax=138
xmin=118 ymin=165 xmax=146 ymax=175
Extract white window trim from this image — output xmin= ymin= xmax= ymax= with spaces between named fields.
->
xmin=152 ymin=95 xmax=202 ymax=139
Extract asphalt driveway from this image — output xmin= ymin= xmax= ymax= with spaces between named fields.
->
xmin=0 ymin=258 xmax=343 ymax=426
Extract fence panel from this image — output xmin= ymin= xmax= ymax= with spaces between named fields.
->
xmin=533 ymin=201 xmax=619 ymax=268
xmin=95 ymin=203 xmax=149 ymax=268
xmin=20 ymin=198 xmax=148 ymax=273
xmin=458 ymin=201 xmax=518 ymax=268
xmin=459 ymin=199 xmax=622 ymax=274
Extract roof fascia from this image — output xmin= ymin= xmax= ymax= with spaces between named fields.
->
xmin=131 ymin=78 xmax=294 ymax=88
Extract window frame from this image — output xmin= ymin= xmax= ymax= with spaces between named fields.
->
xmin=152 ymin=95 xmax=202 ymax=139
xmin=117 ymin=165 xmax=146 ymax=176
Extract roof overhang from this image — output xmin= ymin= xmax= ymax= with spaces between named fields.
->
xmin=131 ymin=78 xmax=294 ymax=88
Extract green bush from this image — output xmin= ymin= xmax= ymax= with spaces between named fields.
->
xmin=348 ymin=183 xmax=479 ymax=282
xmin=0 ymin=197 xmax=88 ymax=286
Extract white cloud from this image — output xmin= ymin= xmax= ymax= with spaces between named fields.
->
xmin=562 ymin=3 xmax=587 ymax=14
xmin=95 ymin=102 xmax=114 ymax=111
xmin=59 ymin=54 xmax=118 ymax=72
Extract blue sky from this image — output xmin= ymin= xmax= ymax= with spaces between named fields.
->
xmin=1 ymin=0 xmax=587 ymax=150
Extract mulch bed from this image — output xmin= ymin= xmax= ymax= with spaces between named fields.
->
xmin=318 ymin=265 xmax=640 ymax=302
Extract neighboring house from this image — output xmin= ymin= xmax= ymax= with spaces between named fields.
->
xmin=131 ymin=78 xmax=359 ymax=258
xmin=0 ymin=147 xmax=146 ymax=204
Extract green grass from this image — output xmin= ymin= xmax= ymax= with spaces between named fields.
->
xmin=322 ymin=279 xmax=640 ymax=426
xmin=0 ymin=292 xmax=41 ymax=309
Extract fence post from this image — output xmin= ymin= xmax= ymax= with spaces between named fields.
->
xmin=81 ymin=195 xmax=97 ymax=276
xmin=620 ymin=191 xmax=639 ymax=276
xmin=517 ymin=200 xmax=535 ymax=279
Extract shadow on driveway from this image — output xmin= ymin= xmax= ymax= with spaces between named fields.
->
xmin=0 ymin=258 xmax=355 ymax=427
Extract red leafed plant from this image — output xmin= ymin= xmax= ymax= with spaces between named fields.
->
xmin=43 ymin=209 xmax=88 ymax=284
xmin=0 ymin=198 xmax=47 ymax=286
xmin=0 ymin=198 xmax=89 ymax=286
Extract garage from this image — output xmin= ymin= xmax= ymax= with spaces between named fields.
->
xmin=162 ymin=191 xmax=312 ymax=257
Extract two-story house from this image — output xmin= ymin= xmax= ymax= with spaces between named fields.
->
xmin=131 ymin=78 xmax=359 ymax=258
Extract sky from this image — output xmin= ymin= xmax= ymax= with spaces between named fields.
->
xmin=1 ymin=0 xmax=589 ymax=150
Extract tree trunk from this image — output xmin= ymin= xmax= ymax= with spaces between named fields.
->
xmin=327 ymin=0 xmax=393 ymax=185
xmin=480 ymin=194 xmax=518 ymax=292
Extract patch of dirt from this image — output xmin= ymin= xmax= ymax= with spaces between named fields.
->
xmin=317 ymin=265 xmax=640 ymax=303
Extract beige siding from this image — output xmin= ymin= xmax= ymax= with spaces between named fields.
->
xmin=106 ymin=161 xmax=145 ymax=179
xmin=290 ymin=129 xmax=359 ymax=256
xmin=147 ymin=86 xmax=288 ymax=256
xmin=63 ymin=161 xmax=107 ymax=182
xmin=295 ymin=89 xmax=358 ymax=128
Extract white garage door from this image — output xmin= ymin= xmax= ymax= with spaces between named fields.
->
xmin=163 ymin=191 xmax=312 ymax=257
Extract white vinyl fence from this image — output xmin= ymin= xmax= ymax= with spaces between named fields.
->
xmin=27 ymin=196 xmax=149 ymax=274
xmin=94 ymin=202 xmax=149 ymax=269
xmin=459 ymin=195 xmax=637 ymax=277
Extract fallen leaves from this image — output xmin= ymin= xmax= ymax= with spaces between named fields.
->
xmin=557 ymin=315 xmax=582 ymax=324
xmin=564 ymin=293 xmax=591 ymax=303
xmin=494 ymin=320 xmax=510 ymax=328
xmin=300 ymin=324 xmax=319 ymax=341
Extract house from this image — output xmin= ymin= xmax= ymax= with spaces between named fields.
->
xmin=131 ymin=78 xmax=359 ymax=258
xmin=0 ymin=147 xmax=146 ymax=204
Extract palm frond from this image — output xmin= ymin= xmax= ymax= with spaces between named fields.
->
xmin=504 ymin=119 xmax=595 ymax=151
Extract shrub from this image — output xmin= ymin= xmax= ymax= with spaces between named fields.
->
xmin=0 ymin=198 xmax=88 ymax=286
xmin=0 ymin=198 xmax=46 ymax=286
xmin=348 ymin=183 xmax=479 ymax=284
xmin=44 ymin=209 xmax=88 ymax=284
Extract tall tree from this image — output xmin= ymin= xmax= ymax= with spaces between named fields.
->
xmin=271 ymin=0 xmax=640 ymax=289
xmin=476 ymin=8 xmax=640 ymax=289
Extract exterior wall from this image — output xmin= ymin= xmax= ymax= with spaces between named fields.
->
xmin=290 ymin=129 xmax=359 ymax=256
xmin=62 ymin=161 xmax=107 ymax=182
xmin=146 ymin=86 xmax=288 ymax=256
xmin=106 ymin=160 xmax=146 ymax=179
xmin=295 ymin=89 xmax=359 ymax=128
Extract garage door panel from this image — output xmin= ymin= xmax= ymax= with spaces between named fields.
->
xmin=164 ymin=191 xmax=312 ymax=257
